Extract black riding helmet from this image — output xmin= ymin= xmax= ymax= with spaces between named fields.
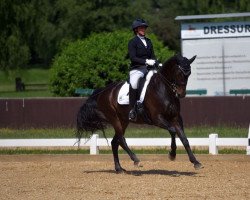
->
xmin=131 ymin=19 xmax=148 ymax=31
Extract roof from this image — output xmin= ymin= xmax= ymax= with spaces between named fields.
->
xmin=175 ymin=12 xmax=250 ymax=21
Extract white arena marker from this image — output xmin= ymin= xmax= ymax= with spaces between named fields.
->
xmin=247 ymin=124 xmax=250 ymax=155
xmin=90 ymin=134 xmax=99 ymax=155
xmin=209 ymin=133 xmax=218 ymax=155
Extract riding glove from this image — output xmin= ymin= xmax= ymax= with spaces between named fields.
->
xmin=145 ymin=59 xmax=156 ymax=66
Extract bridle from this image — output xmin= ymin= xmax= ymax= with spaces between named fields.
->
xmin=158 ymin=64 xmax=190 ymax=97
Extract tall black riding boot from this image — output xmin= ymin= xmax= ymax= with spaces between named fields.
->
xmin=129 ymin=86 xmax=138 ymax=121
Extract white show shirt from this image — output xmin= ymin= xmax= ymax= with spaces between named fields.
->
xmin=137 ymin=35 xmax=147 ymax=47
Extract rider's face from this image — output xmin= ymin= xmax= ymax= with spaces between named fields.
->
xmin=137 ymin=26 xmax=147 ymax=36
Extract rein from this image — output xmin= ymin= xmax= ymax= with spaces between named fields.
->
xmin=158 ymin=72 xmax=179 ymax=97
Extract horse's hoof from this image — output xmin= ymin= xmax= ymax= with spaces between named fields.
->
xmin=115 ymin=168 xmax=127 ymax=174
xmin=134 ymin=161 xmax=143 ymax=168
xmin=168 ymin=152 xmax=176 ymax=161
xmin=194 ymin=162 xmax=204 ymax=170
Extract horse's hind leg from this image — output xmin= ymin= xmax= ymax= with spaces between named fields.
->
xmin=110 ymin=119 xmax=140 ymax=172
xmin=118 ymin=136 xmax=141 ymax=166
xmin=107 ymin=111 xmax=140 ymax=172
xmin=111 ymin=134 xmax=140 ymax=173
xmin=111 ymin=134 xmax=126 ymax=173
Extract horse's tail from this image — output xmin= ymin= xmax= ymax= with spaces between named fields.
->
xmin=76 ymin=91 xmax=108 ymax=144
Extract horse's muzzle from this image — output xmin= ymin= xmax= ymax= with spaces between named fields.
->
xmin=178 ymin=92 xmax=186 ymax=98
xmin=176 ymin=86 xmax=186 ymax=98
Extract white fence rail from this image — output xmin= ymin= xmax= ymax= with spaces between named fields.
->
xmin=0 ymin=133 xmax=248 ymax=155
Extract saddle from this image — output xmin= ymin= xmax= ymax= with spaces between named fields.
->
xmin=117 ymin=69 xmax=157 ymax=105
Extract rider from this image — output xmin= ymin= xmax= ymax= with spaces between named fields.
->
xmin=128 ymin=18 xmax=157 ymax=121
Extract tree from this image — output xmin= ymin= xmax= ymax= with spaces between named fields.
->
xmin=146 ymin=0 xmax=250 ymax=51
xmin=2 ymin=0 xmax=250 ymax=72
xmin=50 ymin=30 xmax=174 ymax=96
xmin=0 ymin=0 xmax=32 ymax=71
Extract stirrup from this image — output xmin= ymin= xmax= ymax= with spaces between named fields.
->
xmin=136 ymin=102 xmax=143 ymax=113
xmin=129 ymin=109 xmax=137 ymax=121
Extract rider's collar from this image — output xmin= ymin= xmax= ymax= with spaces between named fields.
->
xmin=137 ymin=35 xmax=145 ymax=39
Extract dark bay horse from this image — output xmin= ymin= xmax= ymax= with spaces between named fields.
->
xmin=76 ymin=54 xmax=203 ymax=173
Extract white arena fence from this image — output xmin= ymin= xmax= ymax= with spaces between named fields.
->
xmin=0 ymin=133 xmax=249 ymax=155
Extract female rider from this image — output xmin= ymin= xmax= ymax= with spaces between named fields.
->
xmin=128 ymin=19 xmax=156 ymax=121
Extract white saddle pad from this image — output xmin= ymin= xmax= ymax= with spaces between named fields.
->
xmin=117 ymin=70 xmax=157 ymax=105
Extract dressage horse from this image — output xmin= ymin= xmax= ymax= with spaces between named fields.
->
xmin=76 ymin=54 xmax=203 ymax=173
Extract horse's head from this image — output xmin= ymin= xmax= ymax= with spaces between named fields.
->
xmin=160 ymin=54 xmax=196 ymax=98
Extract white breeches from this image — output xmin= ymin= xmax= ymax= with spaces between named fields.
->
xmin=129 ymin=66 xmax=147 ymax=89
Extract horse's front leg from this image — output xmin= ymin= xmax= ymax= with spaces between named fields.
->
xmin=173 ymin=122 xmax=203 ymax=169
xmin=168 ymin=131 xmax=177 ymax=161
xmin=168 ymin=115 xmax=183 ymax=160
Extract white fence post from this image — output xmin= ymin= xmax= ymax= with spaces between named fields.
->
xmin=209 ymin=133 xmax=218 ymax=155
xmin=90 ymin=134 xmax=99 ymax=155
xmin=247 ymin=124 xmax=250 ymax=155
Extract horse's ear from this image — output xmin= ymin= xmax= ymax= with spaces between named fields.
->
xmin=189 ymin=55 xmax=196 ymax=64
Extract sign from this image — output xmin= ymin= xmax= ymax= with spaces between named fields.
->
xmin=182 ymin=21 xmax=250 ymax=39
xmin=183 ymin=37 xmax=250 ymax=96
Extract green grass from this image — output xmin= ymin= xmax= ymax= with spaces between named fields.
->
xmin=0 ymin=69 xmax=53 ymax=97
xmin=0 ymin=147 xmax=245 ymax=155
xmin=184 ymin=125 xmax=248 ymax=138
xmin=0 ymin=126 xmax=248 ymax=139
xmin=0 ymin=128 xmax=76 ymax=139
xmin=0 ymin=148 xmax=89 ymax=155
xmin=0 ymin=69 xmax=50 ymax=85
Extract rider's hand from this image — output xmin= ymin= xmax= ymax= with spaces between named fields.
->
xmin=145 ymin=59 xmax=156 ymax=66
